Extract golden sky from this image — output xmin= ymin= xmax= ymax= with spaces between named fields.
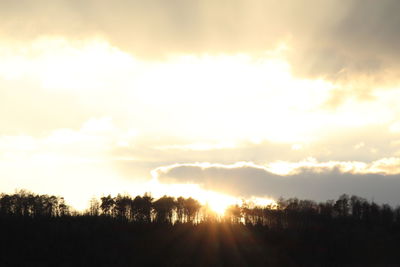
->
xmin=1 ymin=0 xmax=400 ymax=210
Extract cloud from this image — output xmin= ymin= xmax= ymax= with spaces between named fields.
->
xmin=0 ymin=0 xmax=285 ymax=56
xmin=2 ymin=0 xmax=400 ymax=83
xmin=154 ymin=161 xmax=400 ymax=205
xmin=113 ymin=123 xmax=400 ymax=168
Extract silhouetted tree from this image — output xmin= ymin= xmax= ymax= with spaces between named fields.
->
xmin=334 ymin=194 xmax=350 ymax=217
xmin=153 ymin=195 xmax=176 ymax=223
xmin=58 ymin=197 xmax=69 ymax=216
xmin=100 ymin=195 xmax=114 ymax=216
xmin=184 ymin=197 xmax=201 ymax=223
xmin=89 ymin=197 xmax=101 ymax=216
xmin=131 ymin=194 xmax=153 ymax=223
xmin=114 ymin=194 xmax=132 ymax=220
xmin=175 ymin=196 xmax=186 ymax=223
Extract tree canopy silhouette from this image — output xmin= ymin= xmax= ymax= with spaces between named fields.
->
xmin=1 ymin=190 xmax=399 ymax=266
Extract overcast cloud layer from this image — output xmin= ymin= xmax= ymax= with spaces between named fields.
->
xmin=2 ymin=0 xmax=400 ymax=80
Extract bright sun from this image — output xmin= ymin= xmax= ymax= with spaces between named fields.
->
xmin=204 ymin=193 xmax=235 ymax=215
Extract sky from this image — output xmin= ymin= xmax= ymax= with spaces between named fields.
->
xmin=1 ymin=0 xmax=400 ymax=210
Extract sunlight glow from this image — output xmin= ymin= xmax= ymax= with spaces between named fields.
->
xmin=0 ymin=37 xmax=341 ymax=144
xmin=2 ymin=36 xmax=392 ymax=147
xmin=2 ymin=36 xmax=400 ymax=212
xmin=201 ymin=191 xmax=237 ymax=215
xmin=248 ymin=196 xmax=277 ymax=208
xmin=145 ymin=179 xmax=238 ymax=215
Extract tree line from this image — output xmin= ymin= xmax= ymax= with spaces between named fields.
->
xmin=2 ymin=190 xmax=400 ymax=229
xmin=0 ymin=190 xmax=69 ymax=218
xmin=89 ymin=194 xmax=202 ymax=224
xmin=1 ymin=190 xmax=400 ymax=266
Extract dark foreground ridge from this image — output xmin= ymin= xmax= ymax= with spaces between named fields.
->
xmin=0 ymin=190 xmax=399 ymax=266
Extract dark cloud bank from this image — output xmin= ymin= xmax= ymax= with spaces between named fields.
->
xmin=158 ymin=164 xmax=400 ymax=206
